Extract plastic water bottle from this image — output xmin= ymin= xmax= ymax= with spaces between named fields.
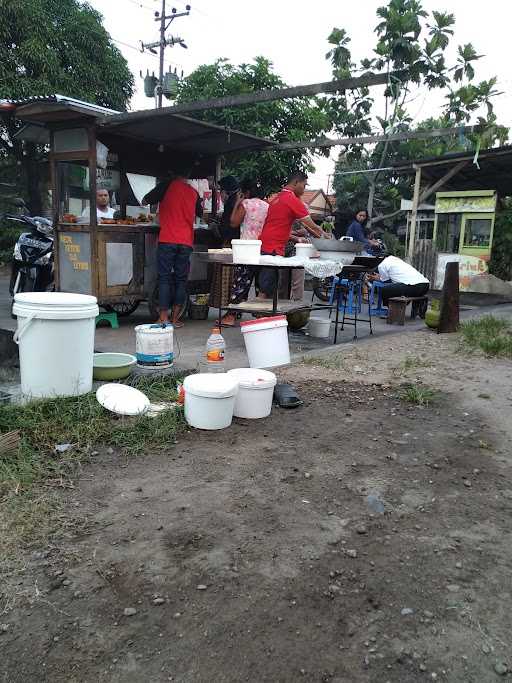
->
xmin=205 ymin=327 xmax=226 ymax=372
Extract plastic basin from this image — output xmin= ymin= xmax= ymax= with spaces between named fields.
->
xmin=93 ymin=352 xmax=136 ymax=380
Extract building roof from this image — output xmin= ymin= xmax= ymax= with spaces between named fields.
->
xmin=391 ymin=145 xmax=512 ymax=197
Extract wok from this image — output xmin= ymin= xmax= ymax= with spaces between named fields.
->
xmin=310 ymin=237 xmax=363 ymax=253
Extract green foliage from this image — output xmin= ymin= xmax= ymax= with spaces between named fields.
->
xmin=399 ymin=384 xmax=437 ymax=406
xmin=0 ymin=0 xmax=134 ymax=211
xmin=0 ymin=0 xmax=133 ymax=108
xmin=177 ymin=57 xmax=330 ymax=193
xmin=489 ymin=211 xmax=512 ymax=282
xmin=460 ymin=315 xmax=512 ymax=358
xmin=327 ymin=0 xmax=506 ymax=224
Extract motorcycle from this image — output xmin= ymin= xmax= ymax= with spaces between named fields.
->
xmin=4 ymin=210 xmax=54 ymax=314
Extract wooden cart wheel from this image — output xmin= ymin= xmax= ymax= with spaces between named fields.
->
xmin=105 ymin=299 xmax=141 ymax=317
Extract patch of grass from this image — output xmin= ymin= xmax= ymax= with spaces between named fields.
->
xmin=302 ymin=353 xmax=346 ymax=369
xmin=460 ymin=315 xmax=512 ymax=358
xmin=396 ymin=355 xmax=433 ymax=374
xmin=0 ymin=374 xmax=186 ymax=494
xmin=0 ymin=492 xmax=62 ymax=574
xmin=399 ymin=384 xmax=437 ymax=406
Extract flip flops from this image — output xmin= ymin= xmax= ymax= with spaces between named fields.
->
xmin=273 ymin=383 xmax=303 ymax=409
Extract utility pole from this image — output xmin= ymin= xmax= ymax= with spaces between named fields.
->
xmin=140 ymin=3 xmax=190 ymax=108
xmin=158 ymin=0 xmax=167 ymax=109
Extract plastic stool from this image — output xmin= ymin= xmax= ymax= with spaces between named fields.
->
xmin=369 ymin=281 xmax=389 ymax=317
xmin=95 ymin=311 xmax=119 ymax=329
xmin=329 ymin=277 xmax=362 ymax=314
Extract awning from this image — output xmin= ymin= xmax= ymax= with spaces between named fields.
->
xmin=392 ymin=145 xmax=512 ymax=197
xmin=98 ymin=112 xmax=277 ymax=156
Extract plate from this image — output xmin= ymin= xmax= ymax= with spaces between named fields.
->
xmin=96 ymin=383 xmax=150 ymax=416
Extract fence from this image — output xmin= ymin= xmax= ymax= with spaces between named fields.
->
xmin=411 ymin=239 xmax=437 ymax=286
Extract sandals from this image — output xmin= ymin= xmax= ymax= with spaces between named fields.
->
xmin=273 ymin=383 xmax=303 ymax=409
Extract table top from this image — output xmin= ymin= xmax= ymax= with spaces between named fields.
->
xmin=198 ymin=253 xmax=305 ymax=268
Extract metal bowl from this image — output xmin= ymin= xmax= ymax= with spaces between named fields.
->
xmin=93 ymin=353 xmax=136 ymax=381
xmin=310 ymin=237 xmax=363 ymax=253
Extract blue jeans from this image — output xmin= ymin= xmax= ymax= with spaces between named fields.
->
xmin=158 ymin=243 xmax=192 ymax=309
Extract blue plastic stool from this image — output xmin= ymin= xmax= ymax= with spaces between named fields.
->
xmin=369 ymin=281 xmax=389 ymax=317
xmin=329 ymin=277 xmax=363 ymax=314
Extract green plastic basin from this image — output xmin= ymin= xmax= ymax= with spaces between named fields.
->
xmin=93 ymin=352 xmax=136 ymax=381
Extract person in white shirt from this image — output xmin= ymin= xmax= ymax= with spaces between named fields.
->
xmin=79 ymin=188 xmax=115 ymax=223
xmin=371 ymin=255 xmax=429 ymax=305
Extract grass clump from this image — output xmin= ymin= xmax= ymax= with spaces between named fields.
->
xmin=0 ymin=374 xmax=185 ymax=494
xmin=302 ymin=353 xmax=345 ymax=369
xmin=399 ymin=384 xmax=437 ymax=406
xmin=396 ymin=355 xmax=433 ymax=374
xmin=460 ymin=315 xmax=512 ymax=358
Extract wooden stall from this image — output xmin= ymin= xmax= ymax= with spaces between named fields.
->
xmin=13 ymin=96 xmax=276 ymax=315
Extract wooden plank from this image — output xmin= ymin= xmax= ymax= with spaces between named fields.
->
xmin=275 ymin=126 xmax=475 ymax=151
xmin=407 ymin=166 xmax=422 ymax=263
xmin=99 ymin=72 xmax=392 ymax=125
xmin=438 ymin=261 xmax=460 ymax=333
xmin=227 ymin=299 xmax=311 ymax=314
xmin=418 ymin=160 xmax=469 ymax=204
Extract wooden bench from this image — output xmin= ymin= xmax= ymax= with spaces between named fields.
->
xmin=386 ymin=296 xmax=428 ymax=326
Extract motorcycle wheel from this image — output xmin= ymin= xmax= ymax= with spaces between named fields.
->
xmin=312 ymin=276 xmax=333 ymax=302
xmin=105 ymin=300 xmax=141 ymax=317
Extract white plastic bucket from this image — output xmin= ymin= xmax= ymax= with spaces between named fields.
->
xmin=12 ymin=292 xmax=99 ymax=398
xmin=240 ymin=315 xmax=290 ymax=368
xmin=227 ymin=368 xmax=276 ymax=419
xmin=232 ymin=239 xmax=262 ymax=265
xmin=295 ymin=243 xmax=314 ymax=259
xmin=183 ymin=373 xmax=239 ymax=430
xmin=135 ymin=323 xmax=173 ymax=368
xmin=308 ymin=316 xmax=332 ymax=338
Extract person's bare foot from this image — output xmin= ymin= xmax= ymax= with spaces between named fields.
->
xmin=220 ymin=313 xmax=237 ymax=327
xmin=172 ymin=319 xmax=184 ymax=328
xmin=256 ymin=293 xmax=270 ymax=300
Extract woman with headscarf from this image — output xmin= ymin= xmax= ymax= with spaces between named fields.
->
xmin=209 ymin=175 xmax=240 ymax=310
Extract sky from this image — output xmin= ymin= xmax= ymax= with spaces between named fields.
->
xmin=89 ymin=0 xmax=512 ymax=191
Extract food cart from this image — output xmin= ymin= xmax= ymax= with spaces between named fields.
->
xmin=12 ymin=95 xmax=277 ymax=316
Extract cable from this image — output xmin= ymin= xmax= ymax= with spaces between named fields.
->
xmin=126 ymin=0 xmax=157 ymax=11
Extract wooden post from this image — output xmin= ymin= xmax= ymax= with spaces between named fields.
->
xmin=87 ymin=126 xmax=98 ymax=298
xmin=407 ymin=165 xmax=421 ymax=264
xmin=438 ymin=261 xmax=459 ymax=333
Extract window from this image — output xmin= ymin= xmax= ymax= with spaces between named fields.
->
xmin=436 ymin=214 xmax=462 ymax=252
xmin=463 ymin=218 xmax=492 ymax=248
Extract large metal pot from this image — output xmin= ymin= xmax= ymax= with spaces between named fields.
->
xmin=310 ymin=237 xmax=364 ymax=253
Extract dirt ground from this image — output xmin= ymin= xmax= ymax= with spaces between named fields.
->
xmin=2 ymin=326 xmax=512 ymax=682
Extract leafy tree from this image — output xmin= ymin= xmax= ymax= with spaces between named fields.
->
xmin=327 ymin=0 xmax=507 ymax=225
xmin=0 ymin=0 xmax=134 ymax=212
xmin=176 ymin=57 xmax=330 ymax=194
xmin=489 ymin=209 xmax=512 ymax=282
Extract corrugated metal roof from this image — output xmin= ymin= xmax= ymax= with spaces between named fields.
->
xmin=1 ymin=94 xmax=119 ymax=116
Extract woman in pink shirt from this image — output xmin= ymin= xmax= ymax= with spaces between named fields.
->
xmin=220 ymin=179 xmax=268 ymax=326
